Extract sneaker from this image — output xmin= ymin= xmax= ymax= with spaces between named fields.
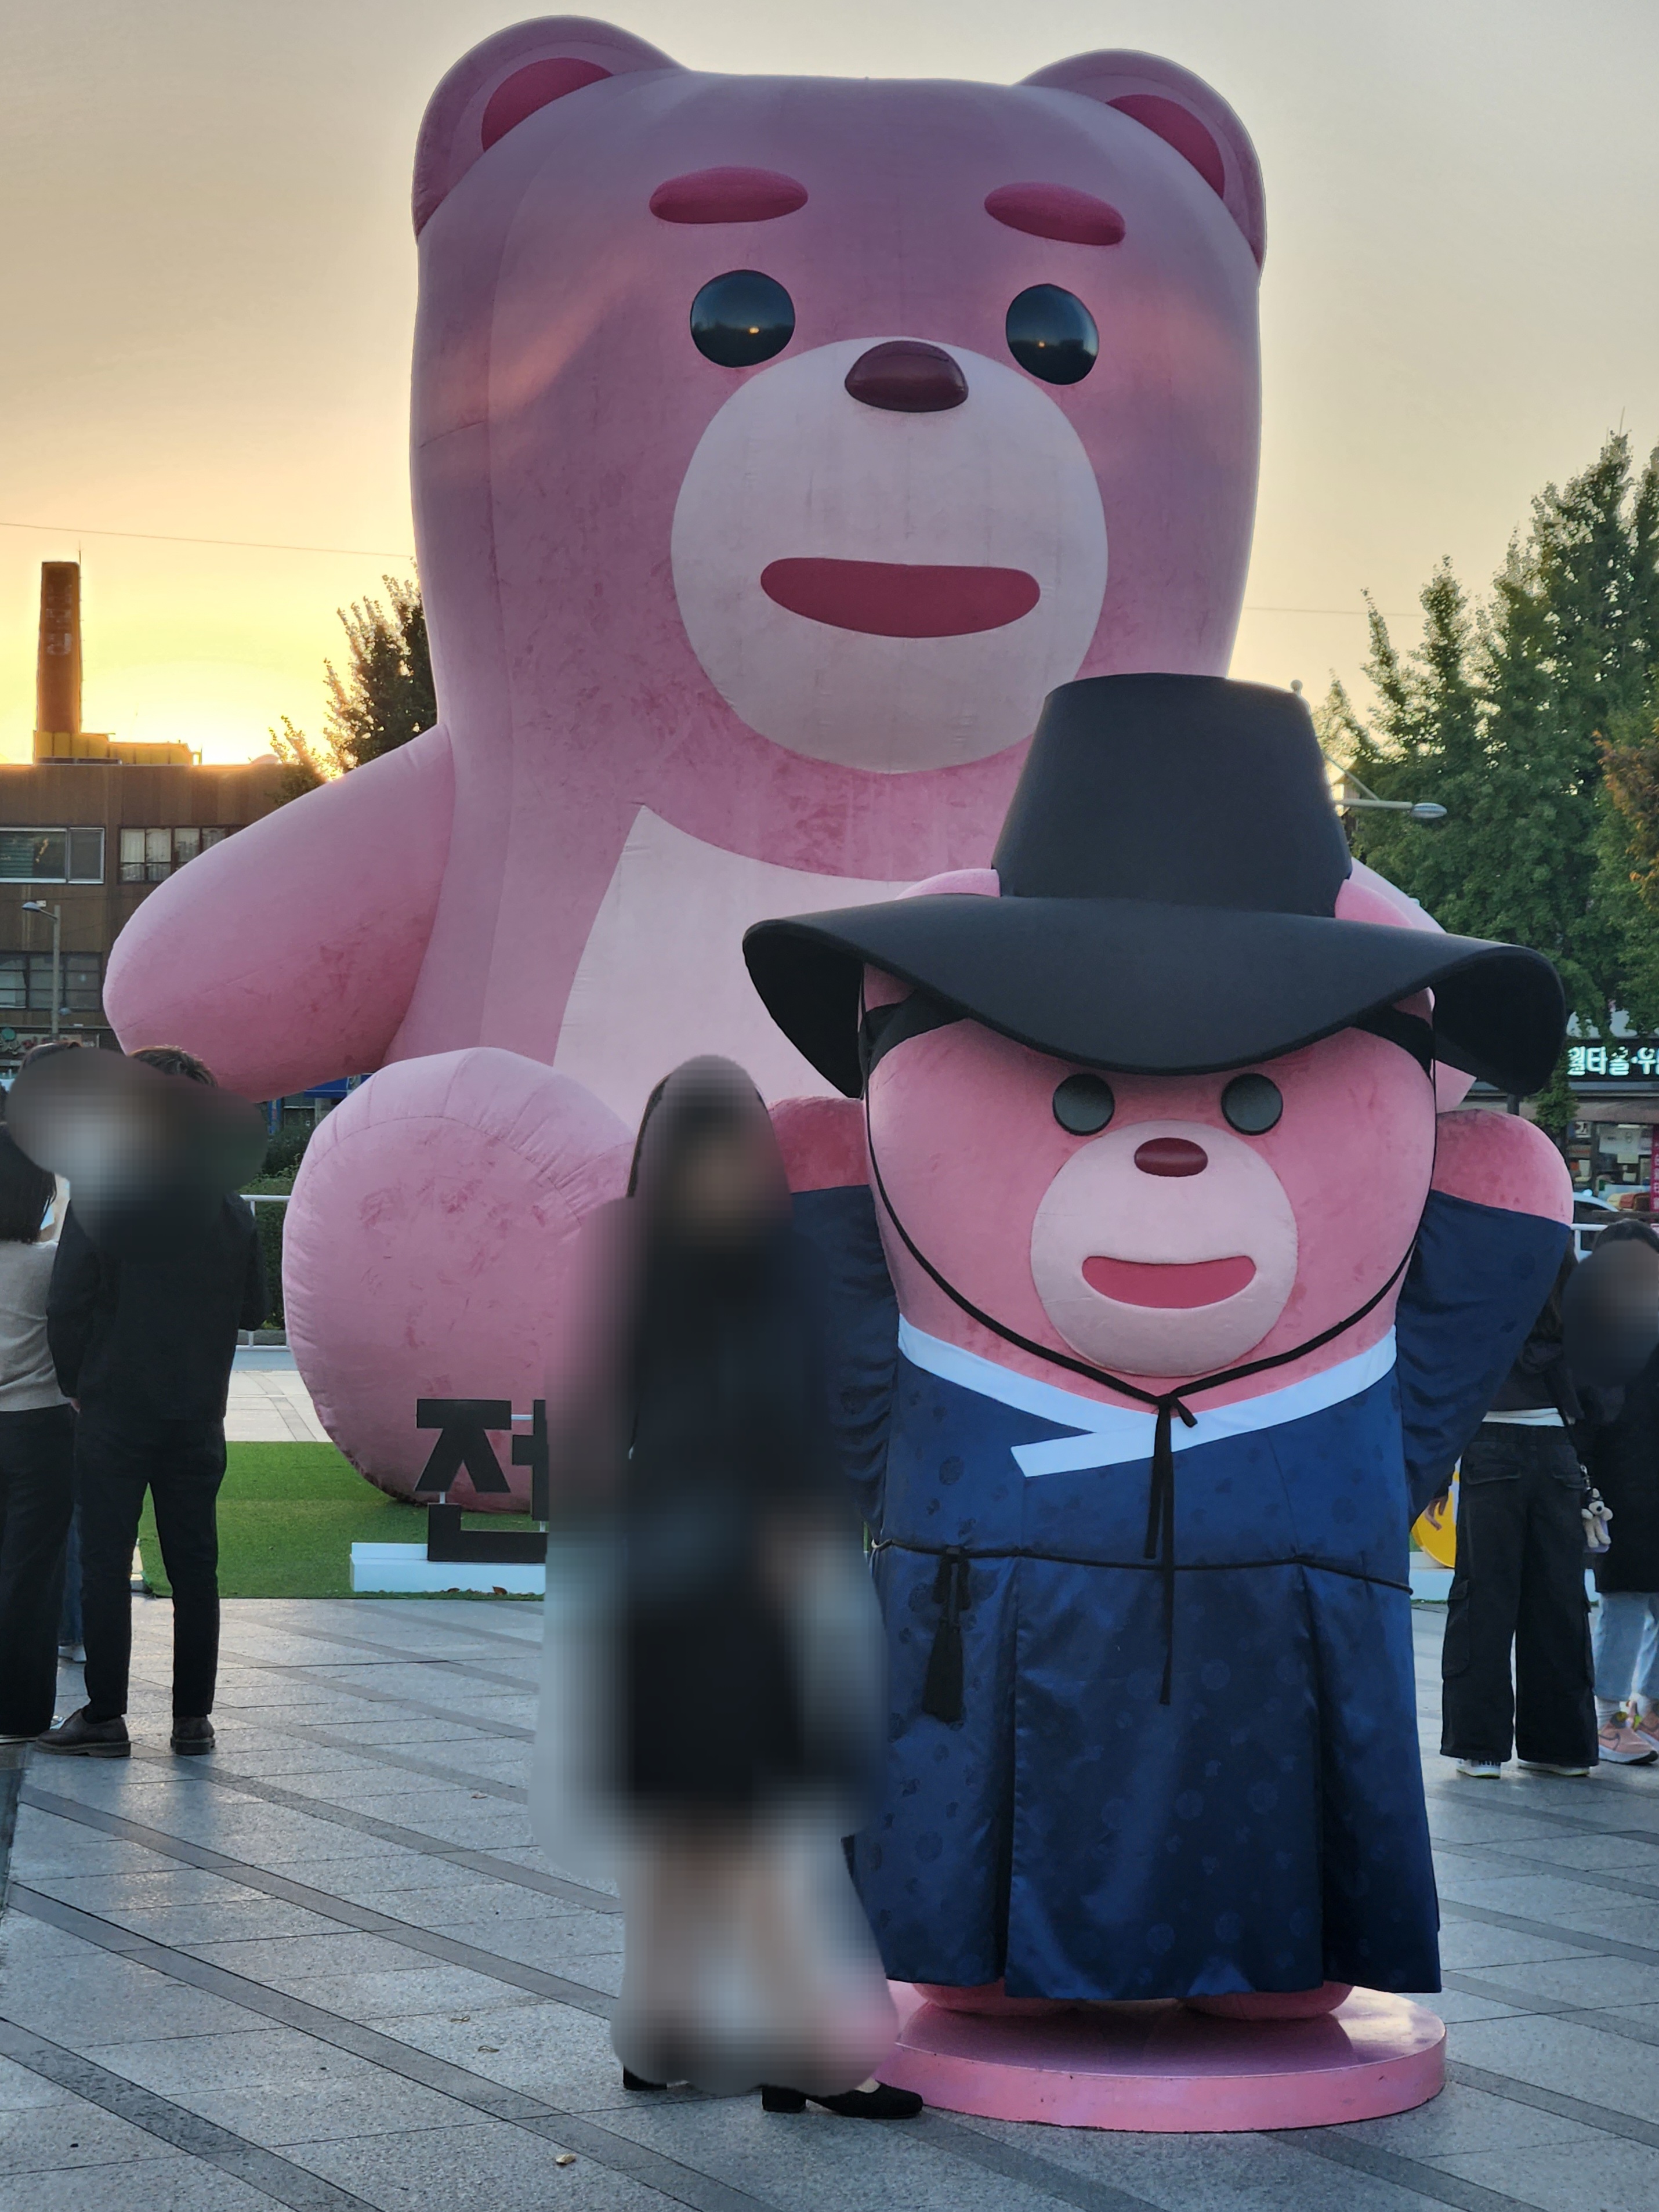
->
xmin=170 ymin=1716 xmax=215 ymax=1756
xmin=1633 ymin=1709 xmax=1659 ymax=1754
xmin=1598 ymin=1721 xmax=1658 ymax=1766
xmin=35 ymin=1706 xmax=130 ymax=1758
xmin=1519 ymin=1760 xmax=1591 ymax=1777
xmin=1456 ymin=1760 xmax=1504 ymax=1778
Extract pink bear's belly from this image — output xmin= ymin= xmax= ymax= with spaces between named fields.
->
xmin=550 ymin=806 xmax=912 ymax=1127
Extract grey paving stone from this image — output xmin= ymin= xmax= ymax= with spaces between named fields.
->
xmin=1436 ymin=2131 xmax=1659 ymax=2209
xmin=606 ymin=2097 xmax=1099 ymax=2212
xmin=1399 ymin=1984 xmax=1522 ymax=2023
xmin=1437 ymin=1919 xmax=1601 ymax=1970
xmin=0 ymin=2057 xmax=66 ymax=2112
xmin=1486 ymin=1830 xmax=1659 ymax=1874
xmin=1334 ymin=2075 xmax=1600 ymax=2156
xmin=284 ymin=2119 xmax=672 ymax=2212
xmin=1436 ymin=1868 xmax=1659 ymax=1946
xmin=1457 ymin=1953 xmax=1659 ymax=2008
xmin=1451 ymin=2010 xmax=1659 ymax=2119
xmin=367 ymin=2000 xmax=625 ymax=2106
xmin=0 ymin=2156 xmax=277 ymax=2211
xmin=179 ymin=1932 xmax=443 ymax=1990
xmin=379 ymin=1882 xmax=593 ymax=1931
xmin=265 ymin=1963 xmax=548 ymax=2022
xmin=81 ymin=2025 xmax=470 ymax=2148
xmin=0 ymin=2092 xmax=182 ymax=2173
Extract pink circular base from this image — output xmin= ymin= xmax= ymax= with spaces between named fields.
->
xmin=882 ymin=1984 xmax=1446 ymax=2131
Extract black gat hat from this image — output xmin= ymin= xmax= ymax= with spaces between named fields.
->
xmin=742 ymin=674 xmax=1565 ymax=1098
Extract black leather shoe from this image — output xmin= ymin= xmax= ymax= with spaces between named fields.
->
xmin=37 ymin=1706 xmax=129 ymax=1758
xmin=171 ymin=1717 xmax=215 ymax=1755
xmin=761 ymin=2083 xmax=923 ymax=2118
xmin=621 ymin=2068 xmax=667 ymax=2092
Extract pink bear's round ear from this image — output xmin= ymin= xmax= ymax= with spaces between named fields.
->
xmin=1020 ymin=49 xmax=1265 ymax=269
xmin=414 ymin=16 xmax=680 ymax=235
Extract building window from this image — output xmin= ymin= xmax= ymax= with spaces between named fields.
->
xmin=0 ymin=950 xmax=103 ymax=1015
xmin=118 ymin=826 xmax=229 ymax=884
xmin=0 ymin=827 xmax=105 ymax=884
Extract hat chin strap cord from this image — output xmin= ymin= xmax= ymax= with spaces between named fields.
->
xmin=861 ymin=1088 xmax=1421 ymax=1708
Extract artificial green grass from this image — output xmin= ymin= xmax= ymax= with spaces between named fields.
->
xmin=136 ymin=1442 xmax=540 ymax=1600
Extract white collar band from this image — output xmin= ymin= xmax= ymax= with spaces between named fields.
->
xmin=896 ymin=1318 xmax=1398 ymax=1478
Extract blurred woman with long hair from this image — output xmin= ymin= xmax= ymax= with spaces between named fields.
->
xmin=534 ymin=1058 xmax=903 ymax=2110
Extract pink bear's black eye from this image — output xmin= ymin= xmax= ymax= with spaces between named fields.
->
xmin=1053 ymin=1074 xmax=1114 ymax=1135
xmin=1222 ymin=1074 xmax=1283 ymax=1134
xmin=1006 ymin=285 xmax=1098 ymax=385
xmin=690 ymin=270 xmax=795 ymax=367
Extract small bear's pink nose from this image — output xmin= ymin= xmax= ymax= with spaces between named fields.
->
xmin=844 ymin=341 xmax=968 ymax=413
xmin=1133 ymin=1137 xmax=1209 ymax=1178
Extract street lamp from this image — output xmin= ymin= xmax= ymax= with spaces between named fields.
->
xmin=21 ymin=900 xmax=61 ymax=1042
xmin=1287 ymin=680 xmax=1448 ymax=824
xmin=1318 ymin=748 xmax=1447 ymax=824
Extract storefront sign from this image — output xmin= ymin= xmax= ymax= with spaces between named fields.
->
xmin=1567 ymin=1041 xmax=1659 ymax=1080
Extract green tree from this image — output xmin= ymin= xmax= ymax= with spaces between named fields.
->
xmin=270 ymin=575 xmax=434 ymax=801
xmin=1328 ymin=433 xmax=1659 ymax=1051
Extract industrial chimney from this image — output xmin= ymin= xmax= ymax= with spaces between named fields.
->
xmin=35 ymin=561 xmax=82 ymax=742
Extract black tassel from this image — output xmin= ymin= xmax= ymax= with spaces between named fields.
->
xmin=1143 ymin=1398 xmax=1195 ymax=1705
xmin=921 ymin=1547 xmax=972 ymax=1724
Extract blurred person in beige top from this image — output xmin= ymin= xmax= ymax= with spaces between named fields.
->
xmin=0 ymin=1128 xmax=75 ymax=1740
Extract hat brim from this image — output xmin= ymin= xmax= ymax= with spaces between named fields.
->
xmin=743 ymin=895 xmax=1565 ymax=1098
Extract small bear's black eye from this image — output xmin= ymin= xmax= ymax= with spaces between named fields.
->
xmin=1005 ymin=284 xmax=1098 ymax=385
xmin=1221 ymin=1074 xmax=1283 ymax=1135
xmin=1053 ymin=1073 xmax=1115 ymax=1135
xmin=690 ymin=270 xmax=795 ymax=366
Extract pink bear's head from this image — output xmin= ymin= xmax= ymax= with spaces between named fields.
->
xmin=863 ymin=1001 xmax=1437 ymax=1390
xmin=411 ymin=19 xmax=1265 ymax=791
xmin=745 ymin=675 xmax=1566 ymax=1399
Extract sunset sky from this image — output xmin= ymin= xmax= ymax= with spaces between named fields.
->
xmin=1 ymin=0 xmax=1654 ymax=763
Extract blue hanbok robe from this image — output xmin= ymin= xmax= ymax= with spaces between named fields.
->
xmin=795 ymin=1182 xmax=1567 ymax=2001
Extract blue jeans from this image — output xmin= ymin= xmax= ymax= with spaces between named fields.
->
xmin=1592 ymin=1591 xmax=1659 ymax=1704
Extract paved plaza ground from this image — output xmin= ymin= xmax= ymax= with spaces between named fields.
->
xmin=4 ymin=1600 xmax=1659 ymax=2212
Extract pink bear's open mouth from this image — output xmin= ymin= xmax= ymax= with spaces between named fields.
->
xmin=760 ymin=557 xmax=1041 ymax=639
xmin=1081 ymin=1254 xmax=1258 ymax=1309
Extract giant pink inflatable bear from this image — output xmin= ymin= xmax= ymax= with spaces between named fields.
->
xmin=104 ymin=19 xmax=1267 ymax=1494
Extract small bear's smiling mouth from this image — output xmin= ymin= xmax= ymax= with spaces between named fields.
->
xmin=760 ymin=557 xmax=1041 ymax=639
xmin=1081 ymin=1255 xmax=1258 ymax=1309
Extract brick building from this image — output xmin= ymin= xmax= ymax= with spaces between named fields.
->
xmin=0 ymin=563 xmax=280 ymax=1067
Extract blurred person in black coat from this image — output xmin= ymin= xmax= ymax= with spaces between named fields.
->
xmin=1439 ymin=1250 xmax=1599 ymax=1779
xmin=36 ymin=1047 xmax=266 ymax=1760
xmin=1574 ymin=1220 xmax=1659 ymax=1760
xmin=0 ymin=1132 xmax=76 ymax=1742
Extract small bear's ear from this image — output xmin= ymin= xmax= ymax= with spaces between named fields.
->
xmin=414 ymin=16 xmax=680 ymax=234
xmin=1021 ymin=49 xmax=1265 ymax=268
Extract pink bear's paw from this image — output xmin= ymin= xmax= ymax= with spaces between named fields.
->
xmin=911 ymin=1981 xmax=1076 ymax=2019
xmin=1182 ymin=1982 xmax=1353 ymax=2022
xmin=283 ymin=1049 xmax=632 ymax=1502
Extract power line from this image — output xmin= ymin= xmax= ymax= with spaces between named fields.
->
xmin=0 ymin=520 xmax=1413 ymax=620
xmin=0 ymin=519 xmax=415 ymax=560
xmin=1244 ymin=603 xmax=1410 ymax=618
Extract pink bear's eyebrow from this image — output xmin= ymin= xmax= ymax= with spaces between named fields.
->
xmin=985 ymin=183 xmax=1126 ymax=248
xmin=649 ymin=168 xmax=809 ymax=224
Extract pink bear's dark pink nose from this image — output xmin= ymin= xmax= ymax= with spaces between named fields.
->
xmin=1133 ymin=1137 xmax=1209 ymax=1178
xmin=844 ymin=341 xmax=969 ymax=413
